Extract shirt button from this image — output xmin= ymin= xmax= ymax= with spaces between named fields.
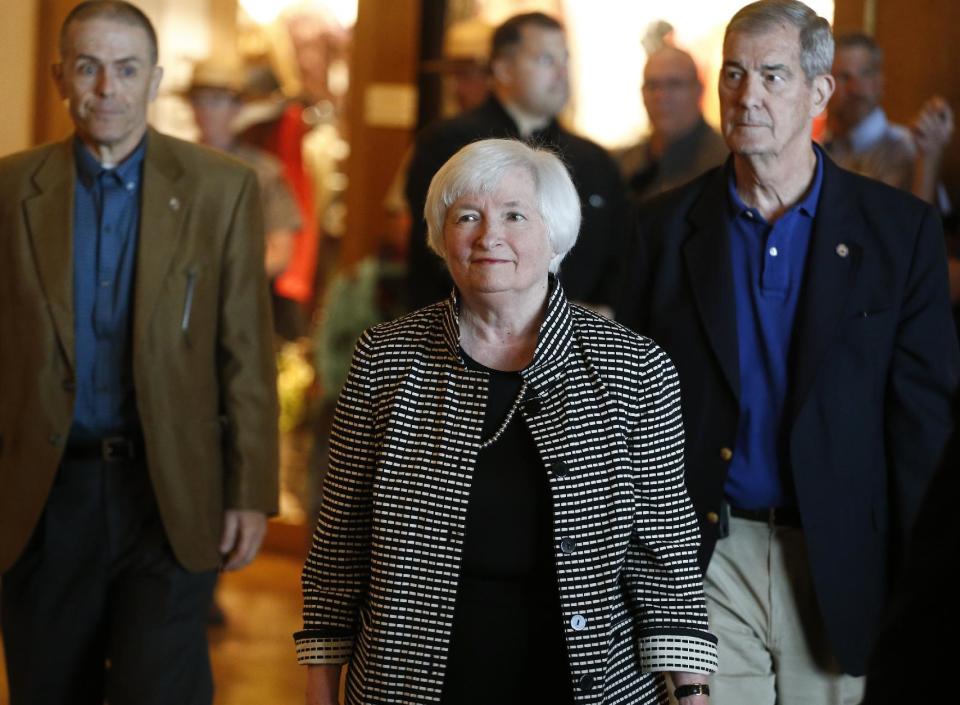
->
xmin=551 ymin=461 xmax=569 ymax=476
xmin=578 ymin=674 xmax=595 ymax=692
xmin=560 ymin=538 xmax=577 ymax=554
xmin=769 ymin=246 xmax=779 ymax=257
xmin=570 ymin=614 xmax=587 ymax=631
xmin=100 ymin=280 xmax=111 ymax=287
xmin=720 ymin=447 xmax=733 ymax=462
xmin=745 ymin=210 xmax=755 ymax=219
xmin=706 ymin=511 xmax=720 ymax=524
xmin=126 ymin=182 xmax=135 ymax=191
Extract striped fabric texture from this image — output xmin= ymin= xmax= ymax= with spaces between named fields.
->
xmin=296 ymin=283 xmax=718 ymax=704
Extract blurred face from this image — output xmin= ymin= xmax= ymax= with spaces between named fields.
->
xmin=642 ymin=50 xmax=703 ymax=141
xmin=443 ymin=167 xmax=556 ymax=300
xmin=493 ymin=26 xmax=569 ymax=119
xmin=830 ymin=45 xmax=883 ymax=132
xmin=54 ymin=17 xmax=162 ymax=160
xmin=719 ymin=25 xmax=832 ymax=161
xmin=189 ymin=88 xmax=242 ymax=150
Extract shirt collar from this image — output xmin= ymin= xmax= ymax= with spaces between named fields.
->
xmin=73 ymin=134 xmax=147 ymax=190
xmin=440 ymin=274 xmax=574 ymax=378
xmin=847 ymin=106 xmax=890 ymax=152
xmin=726 ymin=143 xmax=825 ymax=222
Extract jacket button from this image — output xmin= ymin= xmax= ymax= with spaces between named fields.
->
xmin=560 ymin=538 xmax=576 ymax=554
xmin=720 ymin=447 xmax=733 ymax=462
xmin=551 ymin=461 xmax=569 ymax=476
xmin=706 ymin=511 xmax=720 ymax=524
xmin=578 ymin=674 xmax=595 ymax=692
xmin=524 ymin=397 xmax=542 ymax=415
xmin=570 ymin=614 xmax=587 ymax=631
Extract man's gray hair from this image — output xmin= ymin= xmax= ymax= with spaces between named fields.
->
xmin=424 ymin=138 xmax=581 ymax=275
xmin=725 ymin=0 xmax=834 ymax=81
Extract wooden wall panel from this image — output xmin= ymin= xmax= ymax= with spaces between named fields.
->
xmin=339 ymin=0 xmax=421 ymax=268
xmin=33 ymin=0 xmax=81 ymax=145
xmin=834 ymin=0 xmax=960 ymax=202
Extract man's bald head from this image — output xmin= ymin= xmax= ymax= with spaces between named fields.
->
xmin=642 ymin=47 xmax=704 ymax=144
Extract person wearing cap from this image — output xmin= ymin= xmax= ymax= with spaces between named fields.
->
xmin=404 ymin=12 xmax=627 ymax=314
xmin=186 ymin=58 xmax=301 ymax=285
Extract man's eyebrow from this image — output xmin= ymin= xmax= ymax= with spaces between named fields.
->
xmin=73 ymin=54 xmax=143 ymax=65
xmin=722 ymin=60 xmax=745 ymax=69
xmin=761 ymin=63 xmax=792 ymax=73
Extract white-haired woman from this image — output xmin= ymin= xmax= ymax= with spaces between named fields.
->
xmin=296 ymin=138 xmax=717 ymax=705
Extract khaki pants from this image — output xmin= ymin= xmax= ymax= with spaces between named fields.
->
xmin=704 ymin=517 xmax=865 ymax=705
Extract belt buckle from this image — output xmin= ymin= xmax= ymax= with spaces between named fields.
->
xmin=102 ymin=436 xmax=134 ymax=462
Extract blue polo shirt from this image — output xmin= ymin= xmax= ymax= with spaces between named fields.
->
xmin=68 ymin=137 xmax=146 ymax=442
xmin=724 ymin=146 xmax=824 ymax=509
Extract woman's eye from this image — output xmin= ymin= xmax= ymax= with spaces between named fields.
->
xmin=506 ymin=212 xmax=526 ymax=222
xmin=455 ymin=213 xmax=478 ymax=223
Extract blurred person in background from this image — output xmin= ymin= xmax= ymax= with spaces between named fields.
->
xmin=404 ymin=12 xmax=626 ymax=315
xmin=618 ymin=46 xmax=728 ymax=205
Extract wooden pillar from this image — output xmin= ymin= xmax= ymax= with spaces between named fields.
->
xmin=339 ymin=0 xmax=422 ymax=269
xmin=33 ymin=0 xmax=81 ymax=145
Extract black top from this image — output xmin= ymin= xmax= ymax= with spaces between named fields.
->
xmin=440 ymin=352 xmax=573 ymax=705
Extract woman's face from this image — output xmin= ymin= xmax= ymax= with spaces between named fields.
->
xmin=443 ymin=166 xmax=556 ymax=301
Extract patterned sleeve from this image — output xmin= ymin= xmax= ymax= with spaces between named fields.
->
xmin=624 ymin=343 xmax=718 ymax=674
xmin=294 ymin=329 xmax=378 ymax=664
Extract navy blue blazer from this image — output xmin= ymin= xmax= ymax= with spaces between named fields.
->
xmin=616 ymin=150 xmax=959 ymax=675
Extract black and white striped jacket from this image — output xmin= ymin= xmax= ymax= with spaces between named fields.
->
xmin=296 ymin=283 xmax=718 ymax=704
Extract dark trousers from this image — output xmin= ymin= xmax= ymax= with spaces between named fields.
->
xmin=1 ymin=456 xmax=217 ymax=705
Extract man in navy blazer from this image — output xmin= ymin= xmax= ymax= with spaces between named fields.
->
xmin=617 ymin=2 xmax=958 ymax=704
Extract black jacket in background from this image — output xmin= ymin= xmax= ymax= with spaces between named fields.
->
xmin=404 ymin=96 xmax=627 ymax=310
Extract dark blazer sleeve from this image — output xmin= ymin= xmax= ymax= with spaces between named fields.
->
xmin=885 ymin=203 xmax=959 ymax=549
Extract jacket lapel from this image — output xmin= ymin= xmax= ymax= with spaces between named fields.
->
xmin=134 ymin=129 xmax=188 ymax=346
xmin=24 ymin=139 xmax=76 ymax=371
xmin=787 ymin=157 xmax=861 ymax=421
xmin=683 ymin=170 xmax=740 ymax=401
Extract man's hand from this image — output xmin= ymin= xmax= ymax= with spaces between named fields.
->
xmin=219 ymin=509 xmax=268 ymax=571
xmin=912 ymin=96 xmax=954 ymax=159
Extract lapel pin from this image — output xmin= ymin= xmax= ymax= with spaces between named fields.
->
xmin=835 ymin=243 xmax=849 ymax=258
xmin=169 ymin=196 xmax=181 ymax=211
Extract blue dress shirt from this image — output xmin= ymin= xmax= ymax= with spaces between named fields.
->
xmin=69 ymin=137 xmax=146 ymax=442
xmin=724 ymin=146 xmax=824 ymax=509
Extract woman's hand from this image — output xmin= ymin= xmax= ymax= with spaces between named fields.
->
xmin=305 ymin=664 xmax=343 ymax=705
xmin=671 ymin=671 xmax=711 ymax=705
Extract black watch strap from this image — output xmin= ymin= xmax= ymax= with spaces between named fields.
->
xmin=674 ymin=683 xmax=710 ymax=699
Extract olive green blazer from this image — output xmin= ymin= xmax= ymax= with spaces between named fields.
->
xmin=0 ymin=129 xmax=279 ymax=573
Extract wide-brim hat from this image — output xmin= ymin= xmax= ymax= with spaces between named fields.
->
xmin=181 ymin=58 xmax=247 ymax=98
xmin=421 ymin=18 xmax=493 ymax=73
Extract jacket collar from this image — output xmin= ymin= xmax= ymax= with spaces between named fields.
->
xmin=440 ymin=275 xmax=574 ymax=382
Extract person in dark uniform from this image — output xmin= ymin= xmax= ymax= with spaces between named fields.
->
xmin=405 ymin=12 xmax=627 ymax=315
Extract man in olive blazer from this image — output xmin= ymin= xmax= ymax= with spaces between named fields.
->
xmin=0 ymin=3 xmax=277 ymax=703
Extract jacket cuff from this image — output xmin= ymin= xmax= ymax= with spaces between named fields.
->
xmin=294 ymin=630 xmax=354 ymax=665
xmin=636 ymin=627 xmax=719 ymax=674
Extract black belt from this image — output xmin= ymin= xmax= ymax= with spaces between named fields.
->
xmin=63 ymin=434 xmax=144 ymax=463
xmin=729 ymin=505 xmax=802 ymax=528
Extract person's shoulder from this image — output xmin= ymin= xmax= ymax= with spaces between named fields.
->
xmin=825 ymin=155 xmax=929 ymax=218
xmin=556 ymin=127 xmax=617 ymax=166
xmin=359 ymin=300 xmax=450 ymax=354
xmin=640 ymin=164 xmax=724 ymax=218
xmin=0 ymin=140 xmax=66 ymax=192
xmin=149 ymin=131 xmax=257 ymax=182
xmin=570 ymin=304 xmax=674 ymax=372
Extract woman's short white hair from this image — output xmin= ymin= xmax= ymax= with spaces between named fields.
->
xmin=424 ymin=138 xmax=581 ymax=274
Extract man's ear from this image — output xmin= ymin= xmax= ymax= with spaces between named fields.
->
xmin=51 ymin=62 xmax=67 ymax=99
xmin=148 ymin=64 xmax=164 ymax=102
xmin=490 ymin=55 xmax=513 ymax=87
xmin=810 ymin=73 xmax=835 ymax=117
